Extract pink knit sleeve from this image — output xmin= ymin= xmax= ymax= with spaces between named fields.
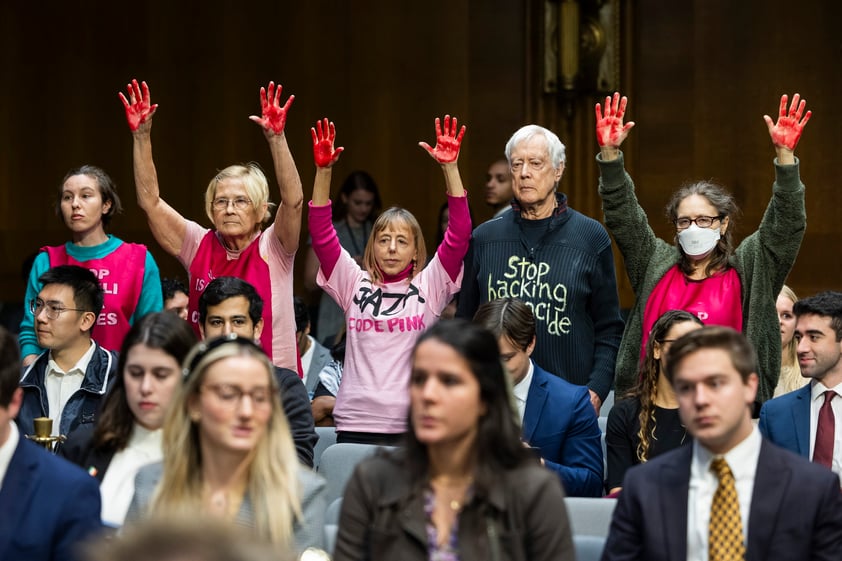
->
xmin=308 ymin=201 xmax=342 ymax=280
xmin=436 ymin=193 xmax=472 ymax=282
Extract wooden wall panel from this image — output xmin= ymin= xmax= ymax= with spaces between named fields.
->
xmin=0 ymin=1 xmax=526 ymax=305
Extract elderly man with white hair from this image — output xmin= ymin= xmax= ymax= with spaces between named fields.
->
xmin=457 ymin=125 xmax=624 ymax=414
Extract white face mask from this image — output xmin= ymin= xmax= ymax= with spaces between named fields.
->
xmin=677 ymin=224 xmax=720 ymax=257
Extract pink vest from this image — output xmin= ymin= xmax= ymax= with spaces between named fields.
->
xmin=45 ymin=243 xmax=146 ymax=352
xmin=641 ymin=264 xmax=743 ymax=358
xmin=187 ymin=231 xmax=275 ymax=363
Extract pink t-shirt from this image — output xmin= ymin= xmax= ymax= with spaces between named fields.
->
xmin=319 ymin=250 xmax=462 ymax=433
xmin=178 ymin=221 xmax=297 ymax=371
xmin=641 ymin=264 xmax=743 ymax=356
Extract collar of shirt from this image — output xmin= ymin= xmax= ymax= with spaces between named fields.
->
xmin=810 ymin=378 xmax=842 ymax=402
xmin=512 ymin=360 xmax=535 ymax=423
xmin=46 ymin=340 xmax=96 ymax=378
xmin=0 ymin=422 xmax=20 ymax=492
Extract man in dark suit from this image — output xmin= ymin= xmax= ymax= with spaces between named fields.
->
xmin=294 ymin=296 xmax=332 ymax=397
xmin=473 ymin=297 xmax=603 ymax=497
xmin=759 ymin=291 xmax=842 ymax=481
xmin=0 ymin=326 xmax=102 ymax=561
xmin=198 ymin=276 xmax=318 ymax=466
xmin=603 ymin=326 xmax=842 ymax=561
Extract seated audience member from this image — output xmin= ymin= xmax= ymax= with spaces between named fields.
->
xmin=603 ymin=327 xmax=842 ymax=560
xmin=161 ymin=278 xmax=189 ymax=321
xmin=0 ymin=326 xmax=102 ymax=561
xmin=772 ymin=284 xmax=807 ymax=396
xmin=60 ymin=312 xmax=197 ymax=527
xmin=198 ymin=276 xmax=317 ymax=466
xmin=311 ymin=330 xmax=345 ymax=427
xmin=293 ymin=296 xmax=331 ymax=397
xmin=83 ymin=517 xmax=297 ymax=561
xmin=760 ymin=290 xmax=842 ymax=482
xmin=605 ymin=310 xmax=703 ymax=494
xmin=473 ymin=297 xmax=603 ymax=497
xmin=17 ymin=265 xmax=118 ymax=440
xmin=334 ymin=320 xmax=573 ymax=561
xmin=126 ymin=336 xmax=327 ymax=554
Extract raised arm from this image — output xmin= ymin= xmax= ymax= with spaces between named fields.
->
xmin=249 ymin=82 xmax=304 ymax=253
xmin=419 ymin=114 xmax=466 ymax=198
xmin=420 ymin=115 xmax=470 ymax=282
xmin=308 ymin=119 xmax=345 ymax=280
xmin=120 ymin=79 xmax=187 ymax=256
xmin=764 ymin=93 xmax=811 ymax=165
xmin=595 ymin=92 xmax=635 ymax=161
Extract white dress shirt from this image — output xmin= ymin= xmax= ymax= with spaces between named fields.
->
xmin=808 ymin=379 xmax=842 ymax=484
xmin=511 ymin=361 xmax=535 ymax=425
xmin=0 ymin=422 xmax=20 ymax=492
xmin=686 ymin=426 xmax=761 ymax=561
xmin=45 ymin=342 xmax=96 ymax=436
xmin=99 ymin=424 xmax=163 ymax=527
xmin=300 ymin=335 xmax=317 ymax=387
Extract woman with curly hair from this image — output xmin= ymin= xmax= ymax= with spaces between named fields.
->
xmin=605 ymin=310 xmax=703 ymax=494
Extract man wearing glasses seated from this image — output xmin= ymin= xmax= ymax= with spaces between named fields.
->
xmin=17 ymin=265 xmax=118 ymax=445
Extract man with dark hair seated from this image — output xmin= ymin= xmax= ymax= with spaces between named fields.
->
xmin=198 ymin=276 xmax=317 ymax=467
xmin=17 ymin=265 xmax=117 ymax=441
xmin=0 ymin=325 xmax=102 ymax=561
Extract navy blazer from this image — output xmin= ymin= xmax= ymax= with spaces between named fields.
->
xmin=601 ymin=437 xmax=842 ymax=561
xmin=0 ymin=433 xmax=102 ymax=561
xmin=758 ymin=383 xmax=811 ymax=457
xmin=522 ymin=363 xmax=604 ymax=497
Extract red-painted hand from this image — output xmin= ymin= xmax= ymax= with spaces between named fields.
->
xmin=311 ymin=118 xmax=344 ymax=168
xmin=118 ymin=79 xmax=158 ymax=132
xmin=249 ymin=81 xmax=294 ymax=135
xmin=764 ymin=93 xmax=811 ymax=151
xmin=419 ymin=115 xmax=466 ymax=163
xmin=595 ymin=92 xmax=634 ymax=147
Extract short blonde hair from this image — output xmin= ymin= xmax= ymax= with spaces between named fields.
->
xmin=362 ymin=207 xmax=427 ymax=284
xmin=204 ymin=163 xmax=275 ymax=227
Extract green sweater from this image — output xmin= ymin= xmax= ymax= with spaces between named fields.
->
xmin=597 ymin=152 xmax=805 ymax=405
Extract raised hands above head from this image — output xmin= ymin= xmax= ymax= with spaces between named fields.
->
xmin=249 ymin=81 xmax=294 ymax=137
xmin=311 ymin=118 xmax=344 ymax=168
xmin=419 ymin=115 xmax=466 ymax=164
xmin=764 ymin=93 xmax=812 ymax=152
xmin=119 ymin=79 xmax=158 ymax=133
xmin=595 ymin=92 xmax=635 ymax=150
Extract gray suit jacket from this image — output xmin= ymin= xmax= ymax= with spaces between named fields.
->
xmin=305 ymin=338 xmax=333 ymax=396
xmin=126 ymin=461 xmax=327 ymax=553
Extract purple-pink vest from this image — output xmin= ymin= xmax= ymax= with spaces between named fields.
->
xmin=44 ymin=243 xmax=146 ymax=352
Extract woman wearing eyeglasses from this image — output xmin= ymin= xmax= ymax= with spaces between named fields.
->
xmin=59 ymin=312 xmax=197 ymax=527
xmin=594 ymin=92 xmax=810 ymax=407
xmin=125 ymin=335 xmax=327 ymax=553
xmin=119 ymin=79 xmax=303 ymax=372
xmin=19 ymin=165 xmax=163 ymax=365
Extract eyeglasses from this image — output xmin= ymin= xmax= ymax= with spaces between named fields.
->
xmin=674 ymin=215 xmax=723 ymax=229
xmin=29 ymin=298 xmax=86 ymax=320
xmin=201 ymin=383 xmax=273 ymax=408
xmin=182 ymin=333 xmax=268 ymax=377
xmin=212 ymin=197 xmax=252 ymax=211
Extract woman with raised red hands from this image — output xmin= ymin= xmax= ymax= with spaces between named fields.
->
xmin=308 ymin=116 xmax=471 ymax=445
xmin=595 ymin=92 xmax=810 ymax=409
xmin=119 ymin=79 xmax=304 ymax=372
